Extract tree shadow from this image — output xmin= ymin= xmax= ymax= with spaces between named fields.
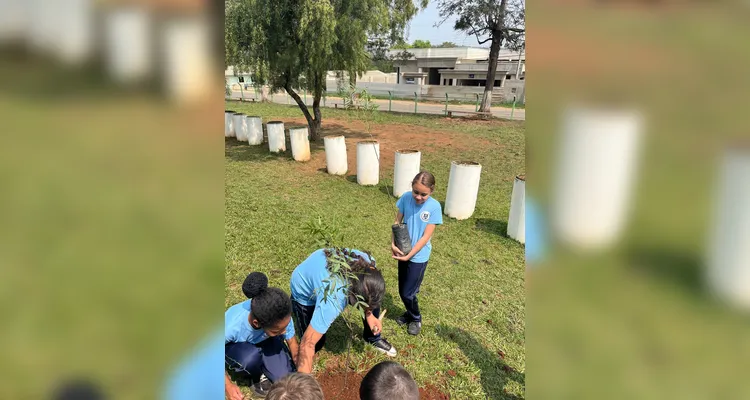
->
xmin=626 ymin=245 xmax=706 ymax=296
xmin=321 ymin=292 xmax=403 ymax=356
xmin=436 ymin=324 xmax=525 ymax=399
xmin=346 ymin=175 xmax=358 ymax=184
xmin=225 ymin=138 xmax=292 ymax=162
xmin=378 ymin=185 xmax=399 ymax=199
xmin=475 ymin=218 xmax=509 ymax=238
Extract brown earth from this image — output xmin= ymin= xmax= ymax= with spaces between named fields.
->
xmin=315 ymin=362 xmax=450 ymax=400
xmin=263 ymin=116 xmax=496 ymax=177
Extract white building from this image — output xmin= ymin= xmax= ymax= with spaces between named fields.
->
xmin=387 ymin=47 xmax=525 ymax=87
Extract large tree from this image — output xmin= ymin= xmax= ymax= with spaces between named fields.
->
xmin=226 ymin=0 xmax=425 ymax=140
xmin=437 ymin=0 xmax=525 ymax=112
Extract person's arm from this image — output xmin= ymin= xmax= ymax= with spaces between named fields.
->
xmin=225 ymin=373 xmax=244 ymax=400
xmin=286 ymin=336 xmax=300 ymax=366
xmin=364 ymin=310 xmax=382 ymax=335
xmin=393 ymin=224 xmax=436 ymax=261
xmin=391 ymin=211 xmax=405 ymax=256
xmin=296 ymin=325 xmax=324 ymax=374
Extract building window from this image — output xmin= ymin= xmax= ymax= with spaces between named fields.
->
xmin=506 ymin=74 xmax=512 ymax=80
xmin=511 ymin=88 xmax=517 ymax=93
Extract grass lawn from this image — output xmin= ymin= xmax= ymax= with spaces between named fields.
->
xmin=225 ymin=101 xmax=526 ymax=399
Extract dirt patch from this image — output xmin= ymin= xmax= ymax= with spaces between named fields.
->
xmin=316 ymin=363 xmax=450 ymax=400
xmin=261 ymin=116 xmax=495 ymax=176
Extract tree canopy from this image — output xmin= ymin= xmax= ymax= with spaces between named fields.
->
xmin=226 ymin=0 xmax=426 ymax=139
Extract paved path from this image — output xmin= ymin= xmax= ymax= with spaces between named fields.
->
xmin=229 ymin=91 xmax=525 ymax=121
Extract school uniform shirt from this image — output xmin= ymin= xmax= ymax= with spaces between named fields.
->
xmin=290 ymin=248 xmax=373 ymax=334
xmin=397 ymin=193 xmax=443 ymax=263
xmin=163 ymin=328 xmax=224 ymax=400
xmin=225 ymin=299 xmax=295 ymax=344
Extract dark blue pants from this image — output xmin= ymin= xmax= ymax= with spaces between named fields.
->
xmin=398 ymin=260 xmax=429 ymax=322
xmin=224 ymin=336 xmax=294 ymax=383
xmin=292 ymin=300 xmax=382 ymax=348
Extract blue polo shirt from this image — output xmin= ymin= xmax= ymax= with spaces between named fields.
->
xmin=225 ymin=299 xmax=295 ymax=344
xmin=290 ymin=249 xmax=373 ymax=334
xmin=397 ymin=194 xmax=443 ymax=263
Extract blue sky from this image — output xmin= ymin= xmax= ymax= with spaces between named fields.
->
xmin=405 ymin=2 xmax=490 ymax=47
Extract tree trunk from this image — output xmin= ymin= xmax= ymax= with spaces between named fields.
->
xmin=261 ymin=86 xmax=269 ymax=102
xmin=285 ymin=85 xmax=321 ymax=141
xmin=479 ymin=30 xmax=502 ymax=113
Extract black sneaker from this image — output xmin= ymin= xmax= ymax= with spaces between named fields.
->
xmin=396 ymin=314 xmax=409 ymax=326
xmin=370 ymin=338 xmax=397 ymax=357
xmin=408 ymin=321 xmax=422 ymax=336
xmin=252 ymin=375 xmax=272 ymax=398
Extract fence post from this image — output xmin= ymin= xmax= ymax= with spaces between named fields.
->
xmin=388 ymin=91 xmax=392 ymax=112
xmin=445 ymin=93 xmax=449 ymax=115
xmin=510 ymin=95 xmax=516 ymax=120
xmin=414 ymin=92 xmax=418 ymax=114
xmin=239 ymin=78 xmax=244 ymax=102
xmin=254 ymin=86 xmax=258 ymax=102
xmin=324 ymin=92 xmax=327 ymax=107
xmin=475 ymin=93 xmax=480 ymax=111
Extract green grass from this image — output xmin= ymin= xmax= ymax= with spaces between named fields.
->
xmin=225 ymin=101 xmax=525 ymax=398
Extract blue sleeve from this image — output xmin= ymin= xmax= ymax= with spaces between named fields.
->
xmin=310 ymin=286 xmax=347 ymax=334
xmin=224 ymin=312 xmax=237 ymax=344
xmin=163 ymin=329 xmax=225 ymax=400
xmin=396 ymin=193 xmax=406 ymax=214
xmin=284 ymin=317 xmax=296 ymax=340
xmin=429 ymin=201 xmax=443 ymax=225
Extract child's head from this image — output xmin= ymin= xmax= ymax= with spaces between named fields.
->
xmin=243 ymin=272 xmax=292 ymax=337
xmin=411 ymin=171 xmax=436 ymax=205
xmin=266 ymin=373 xmax=324 ymax=400
xmin=359 ymin=361 xmax=419 ymax=400
xmin=346 ymin=252 xmax=385 ymax=311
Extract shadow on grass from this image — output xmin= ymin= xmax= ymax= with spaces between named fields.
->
xmin=436 ymin=324 xmax=525 ymax=400
xmin=225 ymin=138 xmax=292 ymax=162
xmin=475 ymin=218 xmax=509 ymax=238
xmin=626 ymin=246 xmax=705 ymax=296
xmin=320 ymin=292 xmax=403 ymax=356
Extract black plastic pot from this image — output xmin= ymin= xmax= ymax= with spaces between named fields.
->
xmin=392 ymin=224 xmax=413 ymax=255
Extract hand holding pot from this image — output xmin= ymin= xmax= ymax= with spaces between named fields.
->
xmin=392 ymin=252 xmax=413 ymax=262
xmin=391 ymin=242 xmax=405 ymax=257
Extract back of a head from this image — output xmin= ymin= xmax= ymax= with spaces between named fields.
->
xmin=348 ymin=254 xmax=385 ymax=310
xmin=359 ymin=361 xmax=419 ymax=400
xmin=266 ymin=373 xmax=324 ymax=400
xmin=242 ymin=272 xmax=292 ymax=328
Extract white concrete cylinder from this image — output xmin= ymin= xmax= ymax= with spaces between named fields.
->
xmin=27 ymin=0 xmax=57 ymax=54
xmin=551 ymin=107 xmax=643 ymax=250
xmin=224 ymin=111 xmax=234 ymax=137
xmin=290 ymin=127 xmax=311 ymax=162
xmin=707 ymin=148 xmax=750 ymax=310
xmin=357 ymin=141 xmax=380 ymax=186
xmin=444 ymin=161 xmax=483 ymax=220
xmin=161 ymin=16 xmax=212 ymax=103
xmin=55 ymin=0 xmax=94 ymax=65
xmin=233 ymin=113 xmax=247 ymax=141
xmin=267 ymin=122 xmax=286 ymax=153
xmin=246 ymin=116 xmax=263 ymax=145
xmin=393 ymin=150 xmax=422 ymax=197
xmin=0 ymin=0 xmax=26 ymax=45
xmin=507 ymin=175 xmax=526 ymax=243
xmin=324 ymin=136 xmax=347 ymax=175
xmin=104 ymin=7 xmax=152 ymax=84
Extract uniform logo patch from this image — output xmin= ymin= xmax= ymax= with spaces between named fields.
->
xmin=420 ymin=211 xmax=430 ymax=222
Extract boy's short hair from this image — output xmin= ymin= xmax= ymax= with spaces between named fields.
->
xmin=266 ymin=373 xmax=324 ymax=400
xmin=359 ymin=361 xmax=419 ymax=400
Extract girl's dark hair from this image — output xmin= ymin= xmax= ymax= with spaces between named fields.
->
xmin=242 ymin=272 xmax=292 ymax=328
xmin=359 ymin=361 xmax=419 ymax=400
xmin=412 ymin=171 xmax=436 ymax=190
xmin=324 ymin=249 xmax=385 ymax=310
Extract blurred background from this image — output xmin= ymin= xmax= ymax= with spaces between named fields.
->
xmin=527 ymin=2 xmax=750 ymax=399
xmin=0 ymin=0 xmax=224 ymax=398
xmin=2 ymin=0 xmax=750 ymax=398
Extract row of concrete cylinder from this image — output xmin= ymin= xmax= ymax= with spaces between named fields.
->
xmin=224 ymin=110 xmax=515 ymax=224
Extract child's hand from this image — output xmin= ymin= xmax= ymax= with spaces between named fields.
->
xmin=392 ymin=253 xmax=412 ymax=262
xmin=391 ymin=243 xmax=405 ymax=257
